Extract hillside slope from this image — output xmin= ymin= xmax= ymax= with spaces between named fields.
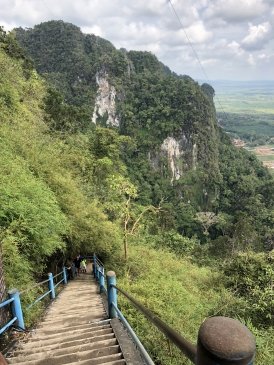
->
xmin=15 ymin=21 xmax=274 ymax=246
xmin=0 ymin=23 xmax=273 ymax=365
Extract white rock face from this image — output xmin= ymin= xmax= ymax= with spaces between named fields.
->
xmin=161 ymin=137 xmax=183 ymax=181
xmin=92 ymin=73 xmax=120 ymax=127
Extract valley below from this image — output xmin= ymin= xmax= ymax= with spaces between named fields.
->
xmin=211 ymin=80 xmax=274 ymax=172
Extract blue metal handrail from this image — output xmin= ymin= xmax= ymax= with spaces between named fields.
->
xmin=26 ymin=290 xmax=52 ymax=310
xmin=53 ymin=271 xmax=63 ymax=279
xmin=111 ymin=302 xmax=155 ymax=365
xmin=0 ymin=267 xmax=68 ymax=335
xmin=93 ymin=254 xmax=256 ymax=365
xmin=0 ymin=316 xmax=17 ymax=335
xmin=0 ymin=297 xmax=14 ymax=309
xmin=93 ymin=255 xmax=155 ymax=365
xmin=0 ymin=297 xmax=16 ymax=335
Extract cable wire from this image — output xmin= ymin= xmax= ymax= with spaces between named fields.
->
xmin=168 ymin=0 xmax=230 ymax=121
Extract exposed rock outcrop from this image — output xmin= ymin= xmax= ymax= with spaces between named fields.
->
xmin=149 ymin=134 xmax=198 ymax=183
xmin=92 ymin=72 xmax=120 ymax=127
xmin=160 ymin=137 xmax=183 ymax=181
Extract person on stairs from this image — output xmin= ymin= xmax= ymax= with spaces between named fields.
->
xmin=80 ymin=258 xmax=87 ymax=273
xmin=73 ymin=255 xmax=81 ymax=275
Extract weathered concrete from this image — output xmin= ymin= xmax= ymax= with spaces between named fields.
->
xmin=6 ymin=275 xmax=125 ymax=365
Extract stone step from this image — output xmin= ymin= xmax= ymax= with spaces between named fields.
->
xmin=16 ymin=333 xmax=116 ymax=355
xmin=6 ymin=279 xmax=131 ymax=365
xmin=31 ymin=321 xmax=111 ymax=338
xmin=48 ymin=302 xmax=105 ymax=313
xmin=71 ymin=357 xmax=126 ymax=365
xmin=41 ymin=310 xmax=107 ymax=323
xmin=9 ymin=338 xmax=118 ymax=362
xmin=33 ymin=321 xmax=111 ymax=337
xmin=58 ymin=352 xmax=125 ymax=365
xmin=22 ymin=327 xmax=114 ymax=347
xmin=7 ymin=345 xmax=121 ymax=365
xmin=45 ymin=303 xmax=105 ymax=322
xmin=100 ymin=361 xmax=126 ymax=365
xmin=52 ymin=292 xmax=100 ymax=299
xmin=33 ymin=313 xmax=107 ymax=329
xmin=49 ymin=297 xmax=102 ymax=305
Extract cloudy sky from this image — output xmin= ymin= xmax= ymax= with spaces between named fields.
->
xmin=1 ymin=0 xmax=274 ymax=80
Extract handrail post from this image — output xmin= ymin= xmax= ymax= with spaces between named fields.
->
xmin=93 ymin=254 xmax=97 ymax=278
xmin=196 ymin=316 xmax=256 ymax=365
xmin=48 ymin=273 xmax=55 ymax=299
xmin=99 ymin=270 xmax=105 ymax=294
xmin=107 ymin=271 xmax=117 ymax=319
xmin=63 ymin=267 xmax=67 ymax=284
xmin=96 ymin=265 xmax=100 ymax=282
xmin=8 ymin=289 xmax=25 ymax=330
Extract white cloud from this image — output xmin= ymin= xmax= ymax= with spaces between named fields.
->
xmin=258 ymin=53 xmax=267 ymax=59
xmin=242 ymin=22 xmax=272 ymax=50
xmin=205 ymin=0 xmax=268 ymax=22
xmin=81 ymin=25 xmax=103 ymax=37
xmin=247 ymin=54 xmax=256 ymax=65
xmin=0 ymin=0 xmax=273 ymax=80
xmin=201 ymin=58 xmax=218 ymax=66
xmin=227 ymin=41 xmax=245 ymax=56
xmin=185 ymin=21 xmax=212 ymax=43
xmin=163 ymin=21 xmax=212 ymax=47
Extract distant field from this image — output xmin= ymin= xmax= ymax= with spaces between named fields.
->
xmin=205 ymin=80 xmax=274 ymax=144
xmin=205 ymin=80 xmax=274 ymax=172
xmin=211 ymin=80 xmax=274 ymax=114
xmin=217 ymin=112 xmax=274 ymax=141
xmin=246 ymin=144 xmax=274 ymax=173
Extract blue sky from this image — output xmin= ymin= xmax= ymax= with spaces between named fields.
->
xmin=0 ymin=0 xmax=274 ymax=80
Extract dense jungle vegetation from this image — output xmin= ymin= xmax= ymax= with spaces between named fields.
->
xmin=0 ymin=22 xmax=273 ymax=363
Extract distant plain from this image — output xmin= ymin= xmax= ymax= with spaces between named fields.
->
xmin=212 ymin=80 xmax=274 ymax=114
xmin=210 ymin=80 xmax=274 ymax=171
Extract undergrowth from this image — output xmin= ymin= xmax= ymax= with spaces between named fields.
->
xmin=108 ymin=244 xmax=274 ymax=365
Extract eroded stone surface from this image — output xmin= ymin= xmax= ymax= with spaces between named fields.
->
xmin=159 ymin=134 xmax=198 ymax=182
xmin=92 ymin=72 xmax=120 ymax=127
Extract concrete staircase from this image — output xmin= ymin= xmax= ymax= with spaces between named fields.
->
xmin=6 ymin=275 xmax=127 ymax=365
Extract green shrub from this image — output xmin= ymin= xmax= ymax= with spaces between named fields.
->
xmin=223 ymin=251 xmax=274 ymax=325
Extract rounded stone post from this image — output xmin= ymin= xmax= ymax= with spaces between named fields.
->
xmin=107 ymin=271 xmax=117 ymax=319
xmin=197 ymin=316 xmax=256 ymax=365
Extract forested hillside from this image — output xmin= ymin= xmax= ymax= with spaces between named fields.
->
xmin=15 ymin=21 xmax=274 ymax=249
xmin=0 ymin=22 xmax=273 ymax=364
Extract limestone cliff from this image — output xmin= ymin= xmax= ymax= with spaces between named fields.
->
xmin=151 ymin=134 xmax=198 ymax=182
xmin=161 ymin=137 xmax=182 ymax=181
xmin=92 ymin=72 xmax=120 ymax=127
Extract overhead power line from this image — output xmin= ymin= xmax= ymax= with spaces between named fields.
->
xmin=168 ymin=0 xmax=210 ymax=82
xmin=167 ymin=0 xmax=229 ymax=120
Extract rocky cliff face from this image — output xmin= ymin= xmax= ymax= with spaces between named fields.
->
xmin=149 ymin=134 xmax=198 ymax=182
xmin=15 ymin=20 xmax=220 ymax=193
xmin=161 ymin=137 xmax=182 ymax=181
xmin=92 ymin=72 xmax=120 ymax=127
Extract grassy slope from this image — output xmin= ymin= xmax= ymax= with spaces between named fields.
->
xmin=109 ymin=244 xmax=274 ymax=365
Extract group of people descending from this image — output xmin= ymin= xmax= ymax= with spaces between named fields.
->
xmin=74 ymin=254 xmax=87 ymax=274
xmin=65 ymin=255 xmax=87 ymax=280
